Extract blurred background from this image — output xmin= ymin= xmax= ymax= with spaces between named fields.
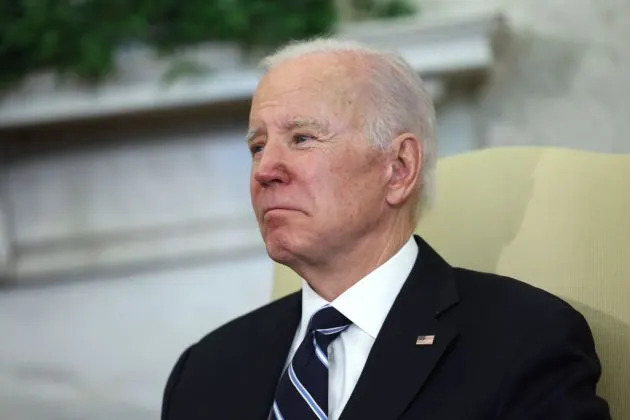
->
xmin=0 ymin=0 xmax=628 ymax=418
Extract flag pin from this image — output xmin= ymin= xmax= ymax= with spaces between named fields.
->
xmin=416 ymin=335 xmax=435 ymax=346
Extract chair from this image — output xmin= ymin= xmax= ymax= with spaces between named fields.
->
xmin=272 ymin=147 xmax=630 ymax=418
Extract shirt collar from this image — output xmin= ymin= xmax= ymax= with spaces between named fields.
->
xmin=299 ymin=236 xmax=419 ymax=339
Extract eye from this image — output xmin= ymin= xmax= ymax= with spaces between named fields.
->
xmin=249 ymin=143 xmax=264 ymax=156
xmin=293 ymin=133 xmax=315 ymax=144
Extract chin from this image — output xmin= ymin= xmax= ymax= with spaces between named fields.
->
xmin=266 ymin=247 xmax=295 ymax=266
xmin=262 ymin=229 xmax=301 ymax=266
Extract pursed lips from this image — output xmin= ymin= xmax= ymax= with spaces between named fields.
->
xmin=262 ymin=206 xmax=303 ymax=217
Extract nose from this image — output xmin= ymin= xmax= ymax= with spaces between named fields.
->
xmin=252 ymin=139 xmax=290 ymax=187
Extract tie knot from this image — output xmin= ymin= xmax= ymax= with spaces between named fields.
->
xmin=307 ymin=305 xmax=351 ymax=337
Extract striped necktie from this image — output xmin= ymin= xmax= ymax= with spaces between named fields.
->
xmin=271 ymin=305 xmax=351 ymax=420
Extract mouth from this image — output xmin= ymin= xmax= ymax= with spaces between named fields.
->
xmin=262 ymin=207 xmax=300 ymax=217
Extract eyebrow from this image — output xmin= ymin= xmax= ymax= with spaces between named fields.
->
xmin=246 ymin=118 xmax=331 ymax=144
xmin=284 ymin=119 xmax=330 ymax=134
xmin=245 ymin=128 xmax=259 ymax=144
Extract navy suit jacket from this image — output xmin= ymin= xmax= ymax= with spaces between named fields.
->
xmin=162 ymin=236 xmax=610 ymax=419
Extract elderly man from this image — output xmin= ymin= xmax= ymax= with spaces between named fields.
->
xmin=162 ymin=39 xmax=609 ymax=419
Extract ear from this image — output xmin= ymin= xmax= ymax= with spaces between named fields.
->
xmin=385 ymin=133 xmax=422 ymax=208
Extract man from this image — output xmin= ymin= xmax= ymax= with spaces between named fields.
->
xmin=162 ymin=39 xmax=610 ymax=419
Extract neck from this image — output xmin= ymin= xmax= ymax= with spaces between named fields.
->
xmin=297 ymin=220 xmax=414 ymax=301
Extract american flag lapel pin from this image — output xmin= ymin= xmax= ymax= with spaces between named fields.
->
xmin=416 ymin=335 xmax=435 ymax=346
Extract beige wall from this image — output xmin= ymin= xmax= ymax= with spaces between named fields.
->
xmin=421 ymin=0 xmax=630 ymax=153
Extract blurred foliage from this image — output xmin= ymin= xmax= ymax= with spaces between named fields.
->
xmin=351 ymin=0 xmax=415 ymax=18
xmin=0 ymin=0 xmax=414 ymax=88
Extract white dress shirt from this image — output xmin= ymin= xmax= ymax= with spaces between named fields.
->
xmin=284 ymin=236 xmax=419 ymax=420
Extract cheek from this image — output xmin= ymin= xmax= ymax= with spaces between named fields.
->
xmin=249 ymin=179 xmax=263 ymax=215
xmin=321 ymin=167 xmax=367 ymax=216
xmin=330 ymin=158 xmax=386 ymax=217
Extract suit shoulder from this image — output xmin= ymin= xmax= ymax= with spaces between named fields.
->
xmin=452 ymin=267 xmax=587 ymax=329
xmin=162 ymin=292 xmax=300 ymax=418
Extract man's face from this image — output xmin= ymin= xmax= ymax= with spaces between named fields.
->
xmin=248 ymin=54 xmax=390 ymax=267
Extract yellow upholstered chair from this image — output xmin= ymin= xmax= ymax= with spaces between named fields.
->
xmin=271 ymin=147 xmax=630 ymax=418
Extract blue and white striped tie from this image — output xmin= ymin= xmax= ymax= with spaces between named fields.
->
xmin=271 ymin=305 xmax=351 ymax=420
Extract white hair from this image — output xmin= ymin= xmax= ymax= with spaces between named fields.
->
xmin=260 ymin=38 xmax=437 ymax=219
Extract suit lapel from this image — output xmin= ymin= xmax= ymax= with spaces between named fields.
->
xmin=242 ymin=292 xmax=301 ymax=419
xmin=340 ymin=236 xmax=460 ymax=420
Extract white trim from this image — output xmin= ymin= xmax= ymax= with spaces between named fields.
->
xmin=339 ymin=11 xmax=503 ymax=75
xmin=0 ymin=11 xmax=504 ymax=129
xmin=0 ymin=202 xmax=11 ymax=276
xmin=0 ymin=70 xmax=262 ymax=130
xmin=9 ymin=215 xmax=264 ymax=283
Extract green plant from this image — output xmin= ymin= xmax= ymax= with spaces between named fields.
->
xmin=352 ymin=0 xmax=415 ymax=18
xmin=0 ymin=0 xmax=414 ymax=89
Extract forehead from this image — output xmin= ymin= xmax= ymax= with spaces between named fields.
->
xmin=250 ymin=53 xmax=367 ymax=125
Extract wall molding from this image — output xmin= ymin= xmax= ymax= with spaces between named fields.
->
xmin=6 ymin=215 xmax=263 ymax=284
